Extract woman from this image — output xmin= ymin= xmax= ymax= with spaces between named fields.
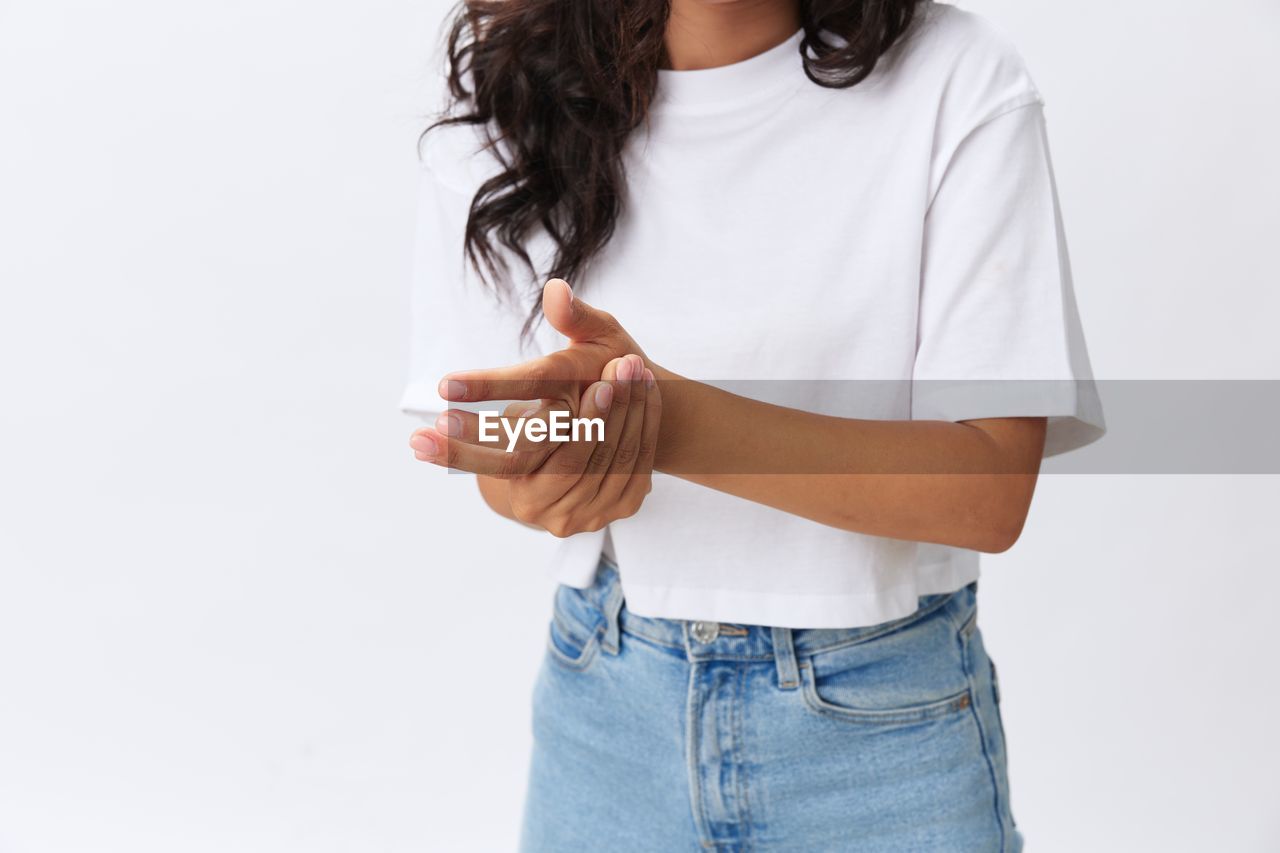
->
xmin=404 ymin=0 xmax=1103 ymax=849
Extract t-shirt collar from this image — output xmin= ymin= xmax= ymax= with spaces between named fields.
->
xmin=653 ymin=28 xmax=806 ymax=114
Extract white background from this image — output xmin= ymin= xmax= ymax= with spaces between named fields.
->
xmin=1 ymin=1 xmax=1277 ymax=850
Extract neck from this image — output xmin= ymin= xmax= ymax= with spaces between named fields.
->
xmin=662 ymin=0 xmax=802 ymax=71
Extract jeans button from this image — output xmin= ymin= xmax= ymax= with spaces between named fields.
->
xmin=690 ymin=621 xmax=720 ymax=644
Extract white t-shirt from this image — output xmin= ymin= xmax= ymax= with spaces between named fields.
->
xmin=400 ymin=2 xmax=1105 ymax=629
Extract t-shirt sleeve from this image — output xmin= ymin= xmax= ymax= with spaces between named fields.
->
xmin=398 ymin=134 xmax=534 ymax=422
xmin=911 ymin=94 xmax=1105 ymax=457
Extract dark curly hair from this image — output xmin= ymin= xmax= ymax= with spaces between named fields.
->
xmin=424 ymin=0 xmax=923 ymax=333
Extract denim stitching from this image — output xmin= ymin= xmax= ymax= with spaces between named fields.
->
xmin=798 ymin=661 xmax=973 ymax=726
xmin=735 ymin=662 xmax=754 ymax=851
xmin=617 ymin=591 xmax=961 ymax=660
xmin=621 ymin=626 xmax=692 ymax=656
xmin=686 ymin=662 xmax=713 ymax=847
xmin=957 ymin=625 xmax=1008 ymax=851
xmin=553 ymin=588 xmax=606 ymax=635
xmin=551 ymin=608 xmax=600 ymax=644
xmin=545 ymin=621 xmax=602 ymax=672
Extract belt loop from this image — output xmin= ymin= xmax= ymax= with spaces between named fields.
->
xmin=771 ymin=626 xmax=799 ymax=690
xmin=600 ymin=577 xmax=625 ymax=656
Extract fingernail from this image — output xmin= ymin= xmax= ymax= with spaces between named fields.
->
xmin=521 ymin=405 xmax=540 ymax=417
xmin=410 ymin=434 xmax=437 ymax=456
xmin=617 ymin=357 xmax=634 ymax=382
xmin=643 ymin=368 xmax=655 ymax=389
xmin=439 ymin=378 xmax=467 ymax=400
xmin=629 ymin=355 xmax=644 ymax=381
xmin=594 ymin=382 xmax=613 ymax=410
xmin=435 ymin=413 xmax=461 ymax=437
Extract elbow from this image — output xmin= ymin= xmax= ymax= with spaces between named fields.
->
xmin=964 ymin=473 xmax=1038 ymax=553
xmin=968 ymin=506 xmax=1030 ymax=554
xmin=971 ymin=525 xmax=1022 ymax=554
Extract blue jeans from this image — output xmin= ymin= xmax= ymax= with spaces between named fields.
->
xmin=519 ymin=559 xmax=1022 ymax=852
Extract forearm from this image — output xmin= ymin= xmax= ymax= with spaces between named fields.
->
xmin=650 ymin=366 xmax=1046 ymax=552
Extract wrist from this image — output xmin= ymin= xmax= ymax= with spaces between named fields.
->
xmin=649 ymin=363 xmax=692 ymax=472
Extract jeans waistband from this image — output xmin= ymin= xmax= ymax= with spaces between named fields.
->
xmin=577 ymin=557 xmax=971 ymax=680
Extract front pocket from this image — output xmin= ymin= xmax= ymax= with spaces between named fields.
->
xmin=543 ymin=584 xmax=606 ymax=672
xmin=545 ymin=612 xmax=602 ymax=672
xmin=800 ymin=662 xmax=973 ymax=725
xmin=796 ymin=601 xmax=972 ymax=726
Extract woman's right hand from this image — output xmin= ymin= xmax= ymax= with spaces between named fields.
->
xmin=503 ymin=354 xmax=660 ymax=537
xmin=414 ymin=352 xmax=661 ymax=536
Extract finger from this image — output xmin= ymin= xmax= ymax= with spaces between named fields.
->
xmin=502 ymin=400 xmax=544 ymax=419
xmin=431 ymin=408 xmax=520 ymax=444
xmin=433 ymin=403 xmax=565 ymax=454
xmin=614 ymin=368 xmax=661 ymax=513
xmin=496 ymin=399 xmax=589 ymax=515
xmin=541 ymin=278 xmax=619 ymax=342
xmin=533 ymin=379 xmax=613 ymax=479
xmin=408 ymin=426 xmax=547 ymax=478
xmin=586 ymin=355 xmax=634 ymax=477
xmin=439 ymin=353 xmax=582 ymax=405
xmin=544 ymin=369 xmax=633 ymax=513
xmin=594 ymin=355 xmax=647 ymax=503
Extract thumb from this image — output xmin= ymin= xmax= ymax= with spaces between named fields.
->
xmin=541 ymin=278 xmax=616 ymax=342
